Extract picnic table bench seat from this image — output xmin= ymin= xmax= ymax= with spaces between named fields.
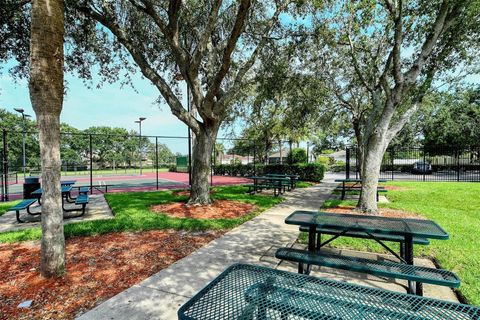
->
xmin=244 ymin=180 xmax=284 ymax=196
xmin=334 ymin=185 xmax=387 ymax=201
xmin=78 ymin=186 xmax=90 ymax=194
xmin=8 ymin=199 xmax=39 ymax=223
xmin=298 ymin=226 xmax=430 ymax=245
xmin=68 ymin=194 xmax=89 ymax=217
xmin=276 ymin=247 xmax=460 ymax=289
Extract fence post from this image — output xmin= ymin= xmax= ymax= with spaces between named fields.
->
xmin=422 ymin=146 xmax=426 ymax=182
xmin=155 ymin=137 xmax=159 ymax=190
xmin=89 ymin=134 xmax=93 ymax=195
xmin=1 ymin=129 xmax=8 ymax=201
xmin=457 ymin=149 xmax=460 ymax=182
xmin=391 ymin=149 xmax=395 ymax=181
xmin=355 ymin=148 xmax=359 ymax=179
xmin=253 ymin=143 xmax=256 ymax=176
xmin=306 ymin=141 xmax=309 ymax=163
xmin=345 ymin=147 xmax=350 ymax=179
xmin=211 ymin=143 xmax=214 ymax=186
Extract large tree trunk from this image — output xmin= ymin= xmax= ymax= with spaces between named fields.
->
xmin=29 ymin=0 xmax=65 ymax=277
xmin=188 ymin=123 xmax=219 ymax=205
xmin=358 ymin=134 xmax=387 ymax=214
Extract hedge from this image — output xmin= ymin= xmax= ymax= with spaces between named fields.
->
xmin=213 ymin=163 xmax=325 ymax=182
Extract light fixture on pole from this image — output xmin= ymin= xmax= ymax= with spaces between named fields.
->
xmin=14 ymin=108 xmax=31 ymax=178
xmin=135 ymin=117 xmax=146 ymax=175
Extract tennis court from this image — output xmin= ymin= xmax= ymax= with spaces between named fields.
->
xmin=2 ymin=171 xmax=250 ymax=200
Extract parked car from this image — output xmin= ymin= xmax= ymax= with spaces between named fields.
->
xmin=412 ymin=161 xmax=432 ymax=174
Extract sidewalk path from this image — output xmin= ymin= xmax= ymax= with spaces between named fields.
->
xmin=77 ymin=181 xmax=337 ymax=320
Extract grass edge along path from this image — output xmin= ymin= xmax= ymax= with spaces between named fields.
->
xmin=0 ymin=185 xmax=282 ymax=243
xmin=304 ymin=181 xmax=479 ymax=306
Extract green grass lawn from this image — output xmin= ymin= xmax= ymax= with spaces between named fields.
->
xmin=0 ymin=185 xmax=282 ymax=243
xmin=0 ymin=200 xmax=19 ymax=217
xmin=308 ymin=181 xmax=480 ymax=305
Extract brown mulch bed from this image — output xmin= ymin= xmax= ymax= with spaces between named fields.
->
xmin=324 ymin=206 xmax=425 ymax=219
xmin=151 ymin=200 xmax=256 ymax=219
xmin=0 ymin=230 xmax=224 ymax=320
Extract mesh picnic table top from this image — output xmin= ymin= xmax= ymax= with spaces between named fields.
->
xmin=285 ymin=211 xmax=449 ymax=240
xmin=31 ymin=185 xmax=73 ymax=195
xmin=178 ymin=264 xmax=479 ymax=320
xmin=334 ymin=178 xmax=388 ymax=182
xmin=60 ymin=180 xmax=77 ymax=186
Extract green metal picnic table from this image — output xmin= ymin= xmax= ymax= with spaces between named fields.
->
xmin=31 ymin=185 xmax=73 ymax=206
xmin=178 ymin=263 xmax=479 ymax=320
xmin=30 ymin=184 xmax=88 ymax=217
xmin=265 ymin=173 xmax=299 ymax=189
xmin=335 ymin=178 xmax=387 ymax=200
xmin=247 ymin=176 xmax=290 ymax=196
xmin=285 ymin=210 xmax=449 ymax=295
xmin=60 ymin=180 xmax=77 ymax=186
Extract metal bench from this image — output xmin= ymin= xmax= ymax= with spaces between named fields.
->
xmin=276 ymin=247 xmax=460 ymax=290
xmin=244 ymin=181 xmax=283 ymax=196
xmin=334 ymin=185 xmax=387 ymax=201
xmin=63 ymin=194 xmax=89 ymax=218
xmin=8 ymin=199 xmax=39 ymax=223
xmin=79 ymin=186 xmax=90 ymax=194
xmin=178 ymin=264 xmax=479 ymax=320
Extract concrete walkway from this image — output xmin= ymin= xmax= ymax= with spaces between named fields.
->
xmin=77 ymin=182 xmax=337 ymax=320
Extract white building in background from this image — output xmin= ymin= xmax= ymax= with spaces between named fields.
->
xmin=217 ymin=154 xmax=251 ymax=165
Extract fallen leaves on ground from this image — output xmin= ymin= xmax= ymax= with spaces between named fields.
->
xmin=0 ymin=229 xmax=225 ymax=320
xmin=151 ymin=200 xmax=256 ymax=219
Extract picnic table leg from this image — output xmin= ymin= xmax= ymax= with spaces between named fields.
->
xmin=399 ymin=242 xmax=405 ymax=260
xmin=15 ymin=210 xmax=25 ymax=223
xmin=304 ymin=226 xmax=316 ymax=275
xmin=316 ymin=232 xmax=322 ymax=251
xmin=341 ymin=181 xmax=346 ymax=200
xmin=404 ymin=235 xmax=416 ymax=294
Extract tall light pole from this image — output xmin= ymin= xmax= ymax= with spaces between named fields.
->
xmin=14 ymin=108 xmax=31 ymax=178
xmin=174 ymin=73 xmax=192 ymax=187
xmin=135 ymin=117 xmax=146 ymax=175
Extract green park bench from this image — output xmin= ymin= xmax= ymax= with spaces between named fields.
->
xmin=78 ymin=186 xmax=90 ymax=194
xmin=73 ymin=194 xmax=89 ymax=216
xmin=62 ymin=193 xmax=90 ymax=218
xmin=334 ymin=185 xmax=387 ymax=201
xmin=8 ymin=199 xmax=39 ymax=223
xmin=276 ymin=247 xmax=460 ymax=289
xmin=265 ymin=173 xmax=298 ymax=190
xmin=243 ymin=181 xmax=282 ymax=197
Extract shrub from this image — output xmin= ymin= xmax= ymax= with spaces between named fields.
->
xmin=213 ymin=162 xmax=325 ymax=182
xmin=316 ymin=155 xmax=335 ymax=168
xmin=286 ymin=148 xmax=308 ymax=164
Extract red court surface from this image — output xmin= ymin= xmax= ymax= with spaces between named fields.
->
xmin=3 ymin=172 xmax=250 ymax=200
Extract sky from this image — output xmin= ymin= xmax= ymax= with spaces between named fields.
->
xmin=0 ymin=61 xmax=205 ymax=154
